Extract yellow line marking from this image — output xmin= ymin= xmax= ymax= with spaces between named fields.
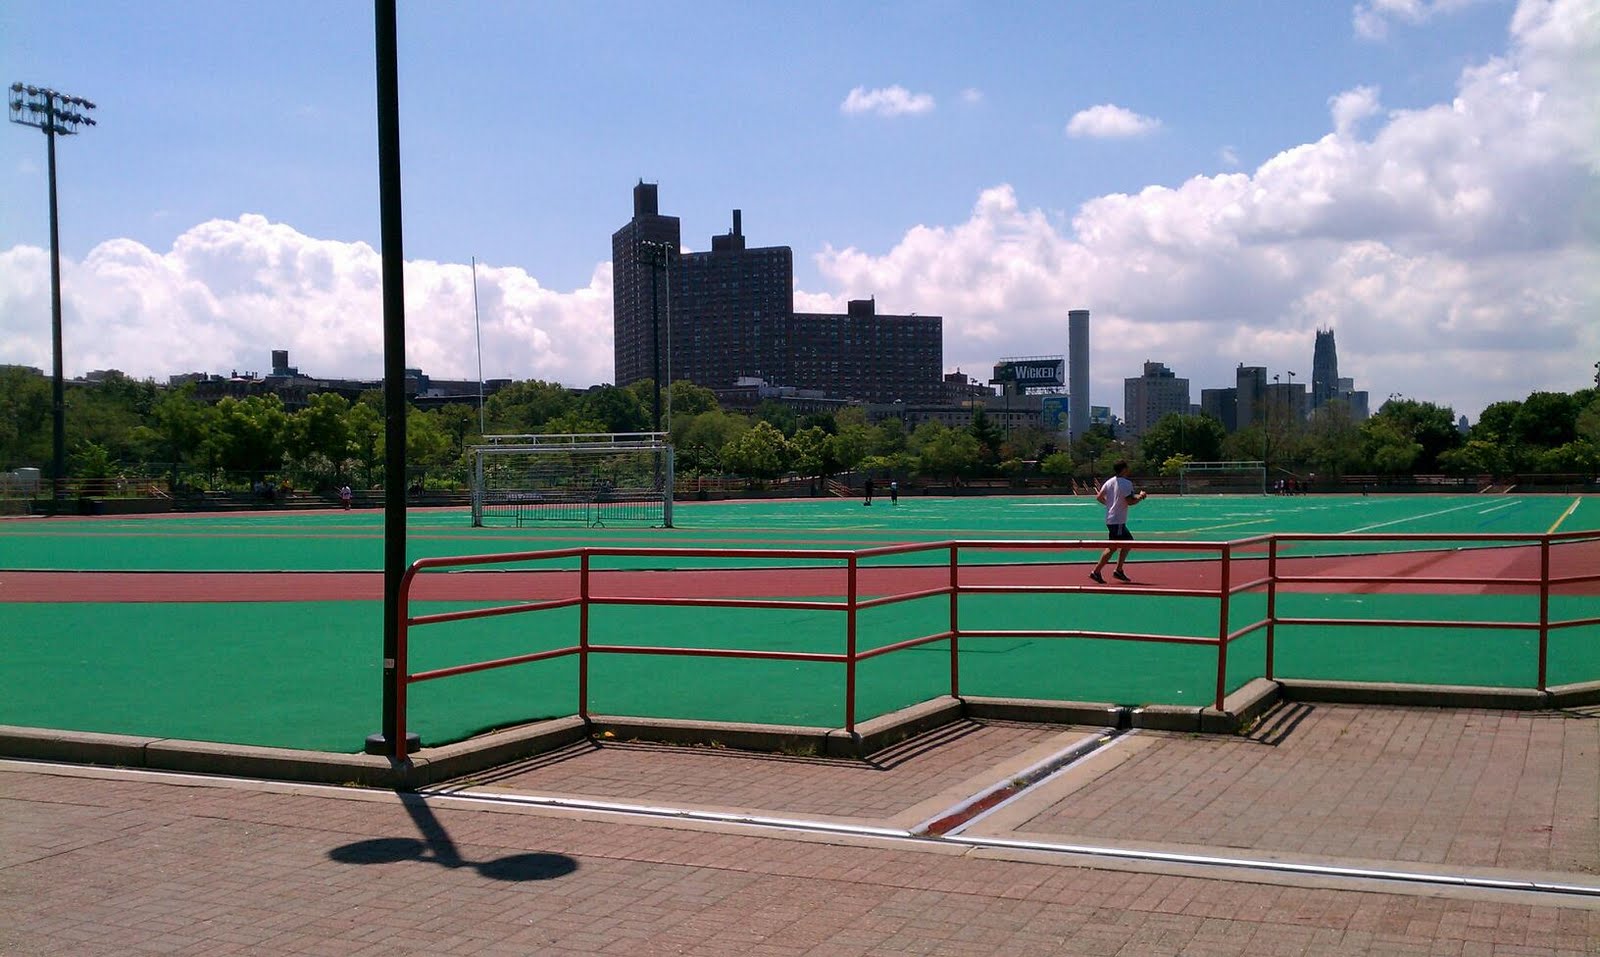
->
xmin=1547 ymin=497 xmax=1581 ymax=534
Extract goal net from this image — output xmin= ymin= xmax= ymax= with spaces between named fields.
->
xmin=1177 ymin=460 xmax=1267 ymax=495
xmin=471 ymin=433 xmax=674 ymax=528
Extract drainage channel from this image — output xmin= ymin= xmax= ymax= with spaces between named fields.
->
xmin=912 ymin=727 xmax=1128 ymax=836
xmin=424 ymin=784 xmax=1600 ymax=901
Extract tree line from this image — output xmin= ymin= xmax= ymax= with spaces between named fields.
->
xmin=1 ymin=365 xmax=1595 ymax=495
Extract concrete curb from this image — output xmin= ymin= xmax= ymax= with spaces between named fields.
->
xmin=1128 ymin=678 xmax=1282 ymax=734
xmin=960 ymin=696 xmax=1125 ymax=728
xmin=1546 ymin=680 xmax=1600 ymax=709
xmin=3 ymin=674 xmax=1589 ymax=786
xmin=1277 ymin=679 xmax=1549 ymax=710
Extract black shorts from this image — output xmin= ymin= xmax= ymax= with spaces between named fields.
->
xmin=1106 ymin=524 xmax=1133 ymax=541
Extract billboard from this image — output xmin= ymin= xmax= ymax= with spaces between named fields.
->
xmin=991 ymin=357 xmax=1065 ymax=388
xmin=1040 ymin=395 xmax=1070 ymax=432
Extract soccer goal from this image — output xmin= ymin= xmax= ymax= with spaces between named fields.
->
xmin=470 ymin=433 xmax=674 ymax=528
xmin=1177 ymin=460 xmax=1267 ymax=495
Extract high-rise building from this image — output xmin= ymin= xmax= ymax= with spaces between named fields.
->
xmin=670 ymin=210 xmax=794 ymax=388
xmin=1123 ymin=361 xmax=1190 ymax=437
xmin=1312 ymin=329 xmax=1339 ymax=411
xmin=1201 ymin=388 xmax=1237 ymax=432
xmin=1235 ymin=365 xmax=1267 ymax=430
xmin=611 ymin=184 xmax=942 ymax=403
xmin=611 ymin=182 xmax=682 ymax=389
xmin=789 ymin=299 xmax=941 ymax=403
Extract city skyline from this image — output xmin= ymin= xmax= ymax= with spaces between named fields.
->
xmin=2 ymin=1 xmax=1597 ymax=422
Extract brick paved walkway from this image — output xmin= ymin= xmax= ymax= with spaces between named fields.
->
xmin=995 ymin=704 xmax=1600 ymax=876
xmin=449 ymin=718 xmax=1095 ymax=827
xmin=5 ymin=762 xmax=1599 ymax=956
xmin=5 ymin=703 xmax=1600 ymax=955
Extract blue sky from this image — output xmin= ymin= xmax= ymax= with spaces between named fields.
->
xmin=2 ymin=0 xmax=1596 ymax=420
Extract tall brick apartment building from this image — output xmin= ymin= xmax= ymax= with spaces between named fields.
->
xmin=611 ymin=182 xmax=942 ymax=404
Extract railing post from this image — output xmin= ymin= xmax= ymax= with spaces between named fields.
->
xmin=579 ymin=551 xmax=591 ymax=720
xmin=949 ymin=543 xmax=960 ymax=699
xmin=1538 ymin=536 xmax=1550 ymax=692
xmin=1215 ymin=543 xmax=1231 ymax=712
xmin=1266 ymin=537 xmax=1278 ymax=680
xmin=846 ymin=554 xmax=859 ymax=736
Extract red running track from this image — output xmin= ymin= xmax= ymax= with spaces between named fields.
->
xmin=4 ymin=543 xmax=1596 ymax=602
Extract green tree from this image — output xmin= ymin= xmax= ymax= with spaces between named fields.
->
xmin=1139 ymin=413 xmax=1225 ymax=469
xmin=911 ymin=421 xmax=981 ymax=482
xmin=0 ymin=366 xmax=51 ymax=468
xmin=755 ymin=400 xmax=798 ymax=437
xmin=1368 ymin=399 xmax=1460 ymax=471
xmin=579 ymin=385 xmax=650 ymax=434
xmin=127 ymin=383 xmax=214 ymax=488
xmin=667 ymin=380 xmax=718 ymax=417
xmin=671 ymin=410 xmax=749 ymax=474
xmin=209 ymin=395 xmax=288 ymax=481
xmin=825 ymin=424 xmax=874 ymax=474
xmin=789 ymin=425 xmax=833 ymax=480
xmin=483 ymin=380 xmax=573 ymax=433
xmin=436 ymin=402 xmax=480 ymax=457
xmin=344 ymin=401 xmax=383 ymax=487
xmin=1363 ymin=420 xmax=1422 ymax=475
xmin=1511 ymin=391 xmax=1582 ymax=449
xmin=1438 ymin=440 xmax=1508 ymax=476
xmin=967 ymin=408 xmax=1005 ymax=466
xmin=1302 ymin=401 xmax=1365 ymax=479
xmin=402 ymin=408 xmax=454 ymax=478
xmin=720 ymin=420 xmax=788 ymax=479
xmin=285 ymin=392 xmax=352 ymax=488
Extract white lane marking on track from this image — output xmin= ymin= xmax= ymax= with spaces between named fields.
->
xmin=1348 ymin=500 xmax=1485 ymax=533
xmin=1478 ymin=500 xmax=1517 ymax=515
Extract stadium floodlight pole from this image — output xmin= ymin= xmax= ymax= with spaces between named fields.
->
xmin=10 ymin=82 xmax=96 ymax=513
xmin=365 ymin=0 xmax=418 ymax=760
xmin=472 ymin=256 xmax=485 ymax=436
xmin=637 ymin=240 xmax=671 ymax=433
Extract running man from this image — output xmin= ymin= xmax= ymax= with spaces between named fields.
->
xmin=1089 ymin=460 xmax=1146 ymax=584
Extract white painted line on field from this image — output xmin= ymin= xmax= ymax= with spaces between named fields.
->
xmin=1477 ymin=500 xmax=1518 ymax=515
xmin=1348 ymin=500 xmax=1484 ymax=533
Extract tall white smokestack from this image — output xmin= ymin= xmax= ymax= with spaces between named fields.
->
xmin=1068 ymin=309 xmax=1090 ymax=440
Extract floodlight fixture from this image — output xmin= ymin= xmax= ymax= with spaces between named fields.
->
xmin=10 ymin=82 xmax=97 ymax=510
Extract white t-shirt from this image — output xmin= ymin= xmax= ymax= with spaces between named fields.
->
xmin=1099 ymin=475 xmax=1134 ymax=526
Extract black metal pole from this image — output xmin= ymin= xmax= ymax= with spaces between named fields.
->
xmin=366 ymin=0 xmax=416 ymax=758
xmin=45 ymin=122 xmax=65 ymax=513
xmin=649 ymin=255 xmax=661 ymax=433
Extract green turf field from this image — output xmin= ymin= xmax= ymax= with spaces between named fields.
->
xmin=2 ymin=494 xmax=1595 ymax=753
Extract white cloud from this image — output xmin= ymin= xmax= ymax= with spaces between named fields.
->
xmin=0 ymin=215 xmax=614 ymax=386
xmin=1219 ymin=146 xmax=1242 ymax=168
xmin=959 ymin=88 xmax=985 ymax=106
xmin=1355 ymin=0 xmax=1487 ymax=39
xmin=2 ymin=0 xmax=1593 ymax=424
xmin=809 ymin=0 xmax=1600 ymax=419
xmin=1329 ymin=85 xmax=1383 ymax=137
xmin=839 ymin=85 xmax=936 ymax=117
xmin=1065 ymin=104 xmax=1162 ymax=139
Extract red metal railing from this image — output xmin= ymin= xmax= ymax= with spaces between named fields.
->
xmin=384 ymin=530 xmax=1599 ymax=762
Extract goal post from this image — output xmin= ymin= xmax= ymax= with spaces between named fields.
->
xmin=1177 ymin=460 xmax=1267 ymax=495
xmin=470 ymin=433 xmax=674 ymax=528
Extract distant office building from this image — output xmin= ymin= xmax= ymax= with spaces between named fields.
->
xmin=790 ymin=299 xmax=942 ymax=403
xmin=672 ymin=209 xmax=794 ymax=388
xmin=1236 ymin=365 xmax=1267 ymax=430
xmin=612 ymin=183 xmax=941 ymax=403
xmin=611 ymin=181 xmax=683 ymax=389
xmin=1312 ymin=329 xmax=1339 ymax=411
xmin=1265 ymin=381 xmax=1309 ymax=425
xmin=1334 ymin=376 xmax=1370 ymax=420
xmin=1201 ymin=388 xmax=1237 ymax=432
xmin=1124 ymin=361 xmax=1190 ymax=438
